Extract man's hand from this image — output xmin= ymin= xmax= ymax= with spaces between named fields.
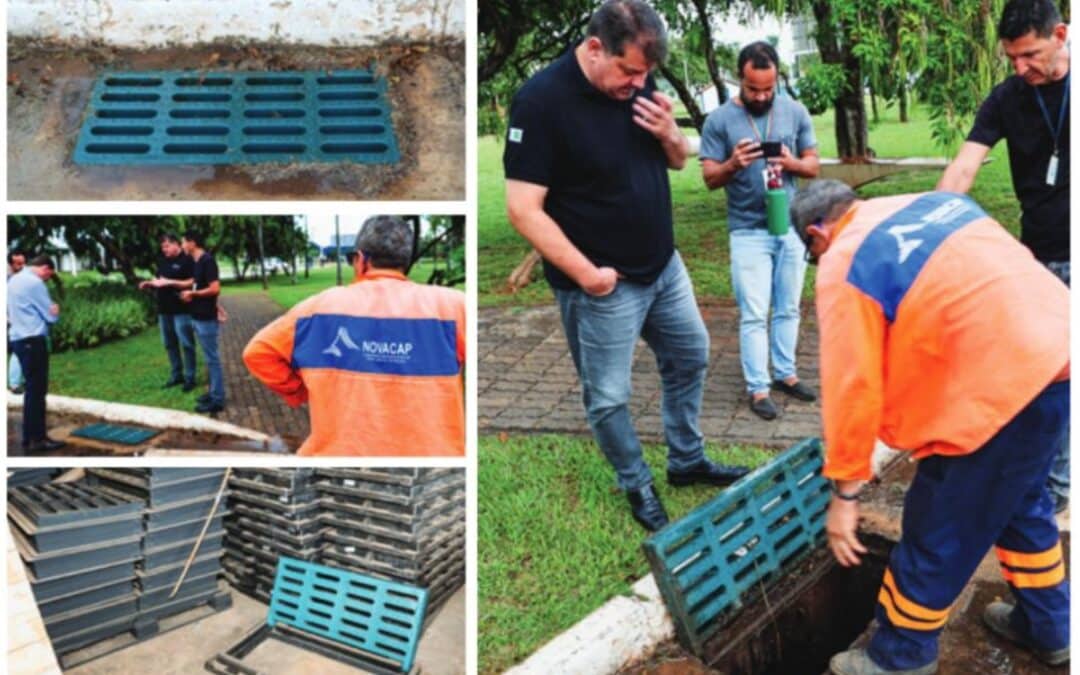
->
xmin=730 ymin=138 xmax=763 ymax=171
xmin=48 ymin=303 xmax=59 ymax=317
xmin=767 ymin=144 xmax=795 ymax=172
xmin=826 ymin=495 xmax=867 ymax=566
xmin=632 ymin=91 xmax=680 ymax=146
xmin=581 ymin=266 xmax=619 ymax=297
xmin=179 ymin=290 xmax=194 ymax=303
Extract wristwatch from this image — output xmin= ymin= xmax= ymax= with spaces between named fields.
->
xmin=830 ymin=480 xmax=863 ymax=501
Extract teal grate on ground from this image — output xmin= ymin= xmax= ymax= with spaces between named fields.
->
xmin=70 ymin=423 xmax=160 ymax=446
xmin=642 ymin=438 xmax=830 ymax=657
xmin=73 ymin=69 xmax=400 ymax=165
xmin=268 ymin=557 xmax=427 ymax=673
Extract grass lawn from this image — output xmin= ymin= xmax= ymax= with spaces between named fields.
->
xmin=478 ymin=434 xmax=774 ymax=674
xmin=479 ymin=101 xmax=1018 ymax=307
xmin=48 ymin=261 xmax=457 ymax=408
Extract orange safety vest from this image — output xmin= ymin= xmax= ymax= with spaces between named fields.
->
xmin=242 ymin=270 xmax=465 ymax=456
xmin=816 ymin=192 xmax=1069 ymax=480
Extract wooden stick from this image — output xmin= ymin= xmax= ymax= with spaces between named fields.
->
xmin=169 ymin=467 xmax=232 ymax=598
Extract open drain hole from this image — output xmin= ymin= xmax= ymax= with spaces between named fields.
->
xmin=243 ymin=126 xmax=305 ymax=136
xmin=171 ymin=109 xmax=230 ymax=119
xmin=104 ymin=77 xmax=162 ymax=87
xmin=246 ymin=76 xmax=304 ymax=86
xmin=246 ymin=92 xmax=305 ymax=102
xmin=175 ymin=76 xmax=233 ymax=86
xmin=84 ymin=143 xmax=151 ymax=154
xmin=242 ymin=143 xmax=307 ymax=154
xmin=163 ymin=143 xmax=228 ymax=154
xmin=167 ymin=126 xmax=229 ymax=136
xmin=96 ymin=109 xmax=156 ymax=119
xmin=318 ymin=107 xmax=381 ymax=118
xmin=321 ymin=142 xmax=388 ymax=154
xmin=90 ymin=126 xmax=153 ymax=136
xmin=317 ymin=91 xmax=379 ymax=101
xmin=102 ymin=93 xmax=159 ymax=102
xmin=320 ymin=124 xmax=385 ymax=135
xmin=173 ymin=93 xmax=231 ymax=102
xmin=245 ymin=109 xmax=305 ymax=119
xmin=624 ymin=536 xmax=893 ymax=675
xmin=318 ymin=74 xmax=375 ymax=85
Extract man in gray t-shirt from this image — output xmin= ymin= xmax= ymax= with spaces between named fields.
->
xmin=700 ymin=41 xmax=820 ymax=420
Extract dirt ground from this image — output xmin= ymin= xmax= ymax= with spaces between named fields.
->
xmin=64 ymin=585 xmax=465 ymax=675
xmin=7 ymin=39 xmax=464 ymax=200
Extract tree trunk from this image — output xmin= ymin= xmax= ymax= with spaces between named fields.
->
xmin=690 ymin=0 xmax=727 ymax=105
xmin=658 ymin=62 xmax=705 ymax=131
xmin=870 ymin=86 xmax=879 ymax=123
xmin=812 ymin=1 xmax=869 ymax=161
xmin=899 ymin=82 xmax=909 ymax=123
xmin=508 ymin=249 xmax=542 ymax=292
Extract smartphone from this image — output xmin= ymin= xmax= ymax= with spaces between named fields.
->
xmin=761 ymin=141 xmax=782 ymax=158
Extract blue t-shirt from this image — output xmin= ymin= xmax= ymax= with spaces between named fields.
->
xmin=8 ymin=269 xmax=58 ymax=340
xmin=699 ymin=96 xmax=817 ymax=231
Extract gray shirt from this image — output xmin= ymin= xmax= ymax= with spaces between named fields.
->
xmin=699 ymin=96 xmax=817 ymax=231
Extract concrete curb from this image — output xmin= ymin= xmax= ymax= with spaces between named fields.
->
xmin=7 ymin=393 xmax=271 ymax=442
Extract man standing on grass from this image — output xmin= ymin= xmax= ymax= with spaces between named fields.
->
xmin=8 ymin=256 xmax=63 ymax=453
xmin=938 ymin=0 xmax=1070 ymax=513
xmin=243 ymin=216 xmax=466 ymax=457
xmin=699 ymin=41 xmax=820 ymax=421
xmin=139 ymin=233 xmax=196 ymax=393
xmin=790 ymin=180 xmax=1069 ymax=675
xmin=179 ymin=230 xmax=225 ymax=414
xmin=503 ymin=0 xmax=747 ymax=532
xmin=7 ymin=250 xmax=26 ymax=394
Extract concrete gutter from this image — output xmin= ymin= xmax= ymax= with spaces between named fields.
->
xmin=7 ymin=393 xmax=271 ymax=442
xmin=505 ymin=442 xmax=905 ymax=674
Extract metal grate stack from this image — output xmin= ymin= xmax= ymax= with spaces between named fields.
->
xmin=316 ymin=468 xmax=466 ymax=617
xmin=7 ymin=482 xmax=144 ymax=655
xmin=86 ymin=469 xmax=231 ymax=630
xmin=222 ymin=468 xmax=324 ymax=603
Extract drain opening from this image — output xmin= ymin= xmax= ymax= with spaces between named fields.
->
xmin=242 ymin=143 xmax=306 ymax=154
xmin=170 ymin=109 xmax=230 ymax=119
xmin=104 ymin=77 xmax=162 ymax=87
xmin=318 ymin=107 xmax=381 ymax=118
xmin=243 ymin=126 xmax=306 ymax=136
xmin=318 ymin=75 xmax=375 ymax=85
xmin=173 ymin=93 xmax=231 ymax=102
xmin=246 ymin=92 xmax=305 ymax=102
xmin=321 ymin=142 xmax=388 ymax=154
xmin=246 ymin=76 xmax=304 ymax=86
xmin=320 ymin=124 xmax=386 ymax=135
xmin=96 ymin=109 xmax=156 ymax=119
xmin=245 ymin=109 xmax=305 ymax=119
xmin=102 ymin=93 xmax=159 ymax=102
xmin=175 ymin=77 xmax=233 ymax=86
xmin=167 ymin=126 xmax=229 ymax=136
xmin=85 ymin=143 xmax=151 ymax=154
xmin=317 ymin=91 xmax=379 ymax=101
xmin=90 ymin=126 xmax=153 ymax=136
xmin=163 ymin=143 xmax=228 ymax=154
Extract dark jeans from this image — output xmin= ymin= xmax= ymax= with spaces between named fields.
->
xmin=160 ymin=313 xmax=196 ymax=385
xmin=12 ymin=336 xmax=48 ymax=445
xmin=1043 ymin=259 xmax=1069 ymax=503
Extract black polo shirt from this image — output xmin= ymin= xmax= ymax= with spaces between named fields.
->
xmin=967 ymin=73 xmax=1069 ymax=262
xmin=156 ymin=253 xmax=194 ymax=316
xmin=503 ymin=48 xmax=675 ymax=290
xmin=190 ymin=251 xmax=220 ymax=321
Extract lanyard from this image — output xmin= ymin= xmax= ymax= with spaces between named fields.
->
xmin=744 ymin=105 xmax=772 ymax=143
xmin=1034 ymin=71 xmax=1070 ymax=154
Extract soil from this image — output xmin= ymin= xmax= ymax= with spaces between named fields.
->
xmin=7 ymin=38 xmax=464 ymax=200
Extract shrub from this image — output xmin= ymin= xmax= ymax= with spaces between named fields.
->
xmin=49 ymin=280 xmax=155 ymax=352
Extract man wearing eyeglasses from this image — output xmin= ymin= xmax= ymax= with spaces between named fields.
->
xmin=791 ymin=179 xmax=1069 ymax=675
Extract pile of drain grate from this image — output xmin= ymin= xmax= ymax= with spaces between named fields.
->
xmin=86 ymin=469 xmax=232 ymax=634
xmin=223 ymin=468 xmax=324 ymax=603
xmin=73 ymin=69 xmax=401 ymax=166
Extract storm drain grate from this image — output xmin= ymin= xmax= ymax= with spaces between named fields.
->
xmin=71 ymin=423 xmax=159 ymax=445
xmin=642 ymin=438 xmax=830 ymax=658
xmin=268 ymin=557 xmax=427 ymax=673
xmin=73 ymin=70 xmax=400 ymax=165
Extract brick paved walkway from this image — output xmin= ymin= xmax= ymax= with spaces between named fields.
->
xmin=479 ymin=300 xmax=822 ymax=449
xmin=215 ymin=294 xmax=310 ymax=443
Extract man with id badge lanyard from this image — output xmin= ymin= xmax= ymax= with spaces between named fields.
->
xmin=939 ymin=0 xmax=1070 ymax=513
xmin=700 ymin=41 xmax=820 ymax=421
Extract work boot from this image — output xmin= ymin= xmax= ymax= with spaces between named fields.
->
xmin=983 ymin=601 xmax=1070 ymax=666
xmin=830 ymin=649 xmax=937 ymax=675
xmin=627 ymin=484 xmax=669 ymax=532
xmin=668 ymin=459 xmax=750 ymax=487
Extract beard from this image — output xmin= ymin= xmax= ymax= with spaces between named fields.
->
xmin=744 ymin=95 xmax=775 ymax=117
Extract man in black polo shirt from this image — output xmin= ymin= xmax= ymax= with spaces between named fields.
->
xmin=179 ymin=230 xmax=225 ymax=414
xmin=504 ymin=0 xmax=748 ymax=532
xmin=139 ymin=233 xmax=196 ymax=391
xmin=938 ymin=0 xmax=1070 ymax=514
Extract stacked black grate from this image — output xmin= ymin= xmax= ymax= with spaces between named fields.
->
xmin=86 ymin=468 xmax=231 ymax=633
xmin=222 ymin=468 xmax=325 ymax=603
xmin=315 ymin=468 xmax=466 ymax=618
xmin=8 ymin=481 xmax=144 ymax=655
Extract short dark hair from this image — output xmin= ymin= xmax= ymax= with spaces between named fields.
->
xmin=159 ymin=232 xmax=181 ymax=244
xmin=355 ymin=216 xmax=414 ymax=271
xmin=998 ymin=0 xmax=1062 ymax=40
xmin=737 ymin=41 xmax=780 ymax=76
xmin=181 ymin=230 xmax=205 ymax=248
xmin=586 ymin=0 xmax=668 ymax=65
xmin=29 ymin=255 xmax=55 ymax=270
xmin=7 ymin=250 xmax=26 ymax=264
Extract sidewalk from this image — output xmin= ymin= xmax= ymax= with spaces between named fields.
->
xmin=480 ymin=300 xmax=822 ymax=448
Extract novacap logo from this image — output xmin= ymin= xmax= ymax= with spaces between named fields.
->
xmin=362 ymin=341 xmax=414 ymax=357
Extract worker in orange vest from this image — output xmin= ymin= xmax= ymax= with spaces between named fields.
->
xmin=243 ymin=216 xmax=465 ymax=456
xmin=791 ymin=180 xmax=1069 ymax=675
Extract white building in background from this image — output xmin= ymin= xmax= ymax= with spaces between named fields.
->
xmin=791 ymin=15 xmax=818 ymax=79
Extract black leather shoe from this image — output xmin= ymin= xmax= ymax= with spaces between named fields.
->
xmin=195 ymin=401 xmax=225 ymax=414
xmin=25 ymin=437 xmax=66 ymax=453
xmin=182 ymin=381 xmax=197 ymax=392
xmin=162 ymin=379 xmax=183 ymax=389
xmin=197 ymin=393 xmax=212 ymax=404
xmin=627 ymin=484 xmax=669 ymax=532
xmin=772 ymin=379 xmax=817 ymax=402
xmin=668 ymin=459 xmax=750 ymax=487
xmin=750 ymin=396 xmax=778 ymax=420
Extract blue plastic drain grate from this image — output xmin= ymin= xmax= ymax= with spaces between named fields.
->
xmin=71 ymin=423 xmax=159 ymax=445
xmin=268 ymin=557 xmax=427 ymax=673
xmin=642 ymin=438 xmax=830 ymax=657
xmin=73 ymin=70 xmax=400 ymax=165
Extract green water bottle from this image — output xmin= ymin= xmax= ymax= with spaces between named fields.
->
xmin=766 ymin=188 xmax=789 ymax=236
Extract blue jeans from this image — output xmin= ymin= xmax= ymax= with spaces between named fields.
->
xmin=159 ymin=313 xmax=196 ymax=385
xmin=192 ymin=318 xmax=225 ymax=406
xmin=729 ymin=228 xmax=808 ymax=394
xmin=554 ymin=252 xmax=710 ymax=491
xmin=1043 ymin=259 xmax=1069 ymax=504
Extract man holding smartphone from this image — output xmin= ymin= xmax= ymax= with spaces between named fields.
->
xmin=700 ymin=41 xmax=821 ymax=420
